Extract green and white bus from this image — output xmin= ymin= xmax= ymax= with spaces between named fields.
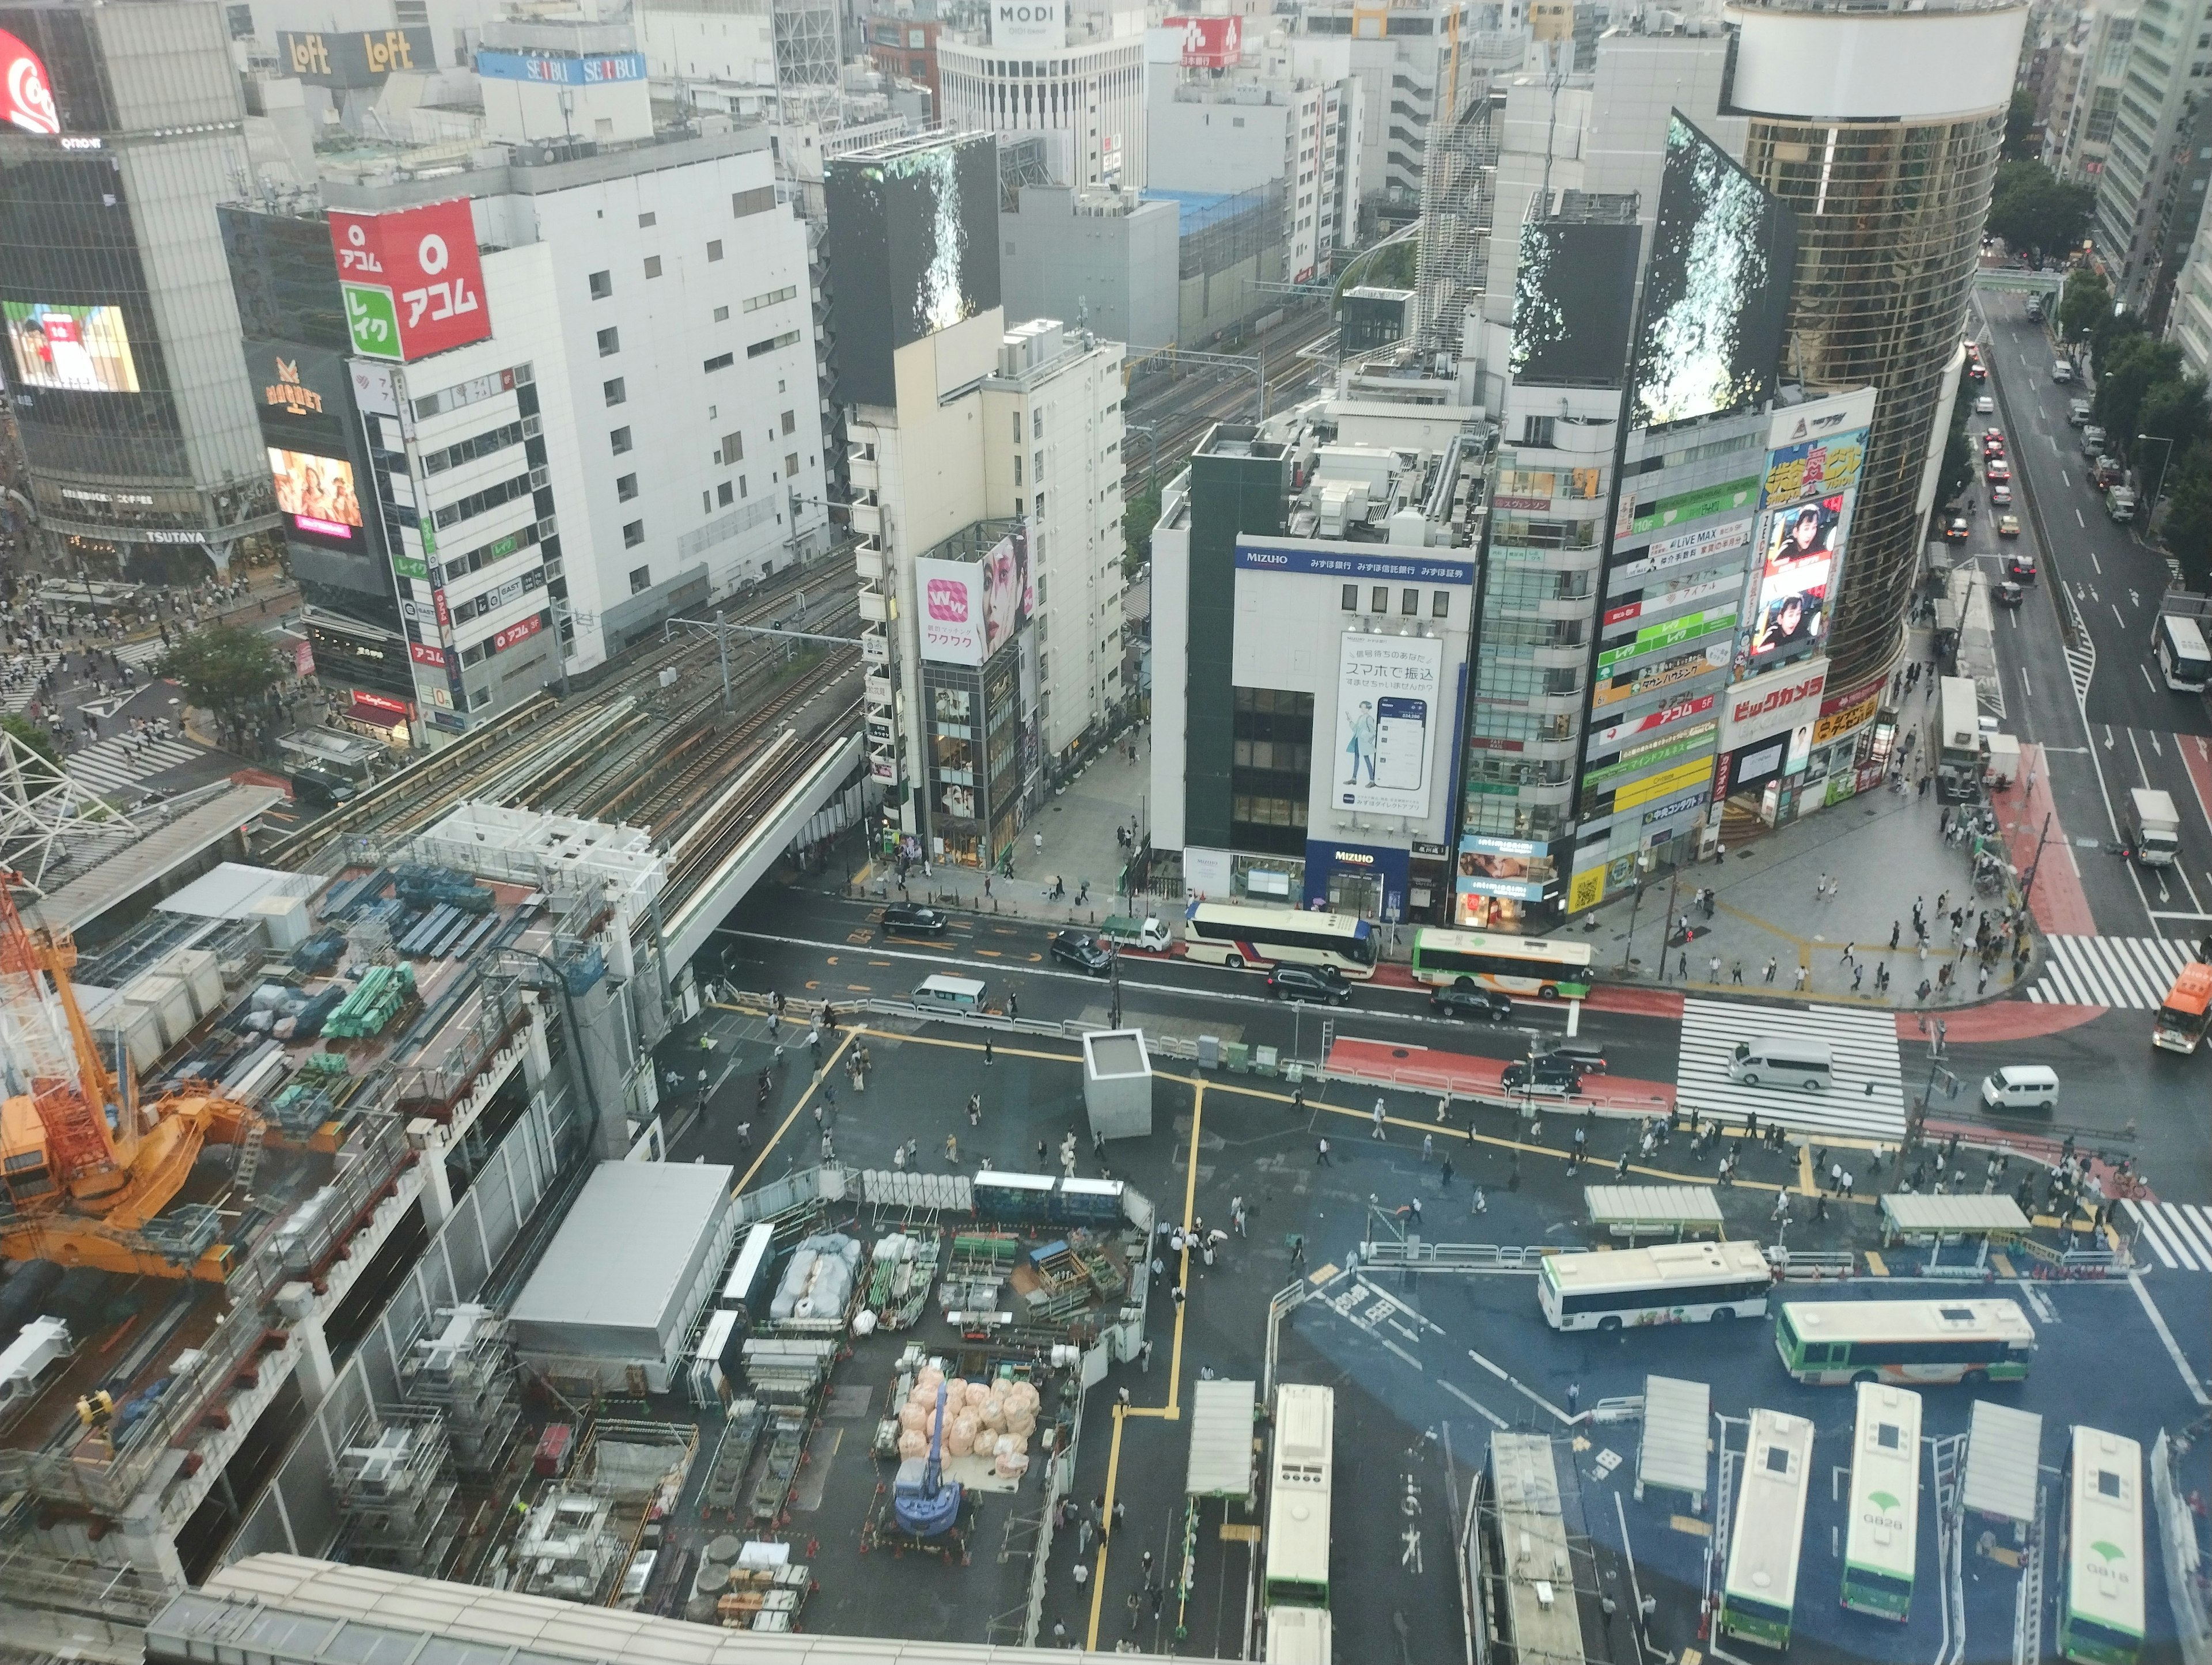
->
xmin=1264 ymin=1383 xmax=1334 ymax=1608
xmin=1408 ymin=928 xmax=1594 ymax=999
xmin=1720 ymin=1408 xmax=1815 ymax=1650
xmin=1841 ymin=1382 xmax=1923 ymax=1621
xmin=1774 ymin=1299 xmax=2036 ymax=1386
xmin=2060 ymin=1425 xmax=2144 ymax=1665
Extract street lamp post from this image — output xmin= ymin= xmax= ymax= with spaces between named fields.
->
xmin=2135 ymin=433 xmax=2176 ymax=514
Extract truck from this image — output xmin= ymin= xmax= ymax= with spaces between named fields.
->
xmin=2107 ymin=486 xmax=2138 ymax=522
xmin=1099 ymin=915 xmax=1175 ymax=953
xmin=2126 ymin=787 xmax=2181 ymax=866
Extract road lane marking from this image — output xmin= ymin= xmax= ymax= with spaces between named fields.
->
xmin=2092 ymin=549 xmax=2102 ymax=573
xmin=2143 ymin=664 xmax=2159 ymax=693
xmin=2077 ymin=507 xmax=2086 ymax=526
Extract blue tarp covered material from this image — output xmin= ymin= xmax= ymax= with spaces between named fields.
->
xmin=1143 ymin=188 xmax=1249 ymax=234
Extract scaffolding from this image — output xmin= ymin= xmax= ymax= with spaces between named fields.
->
xmin=400 ymin=1304 xmax=520 ymax=1478
xmin=772 ymin=0 xmax=841 ymax=119
xmin=331 ymin=1405 xmax=459 ymax=1576
xmin=1415 ymin=88 xmax=1501 ymax=355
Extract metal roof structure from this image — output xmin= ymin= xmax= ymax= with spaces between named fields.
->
xmin=1878 ymin=1195 xmax=2031 ymax=1237
xmin=1636 ymin=1375 xmax=1711 ymax=1506
xmin=25 ymin=783 xmax=286 ymax=934
xmin=1584 ymin=1185 xmax=1724 ymax=1239
xmin=1185 ymin=1378 xmax=1256 ymax=1497
xmin=1961 ymin=1400 xmax=2044 ymax=1527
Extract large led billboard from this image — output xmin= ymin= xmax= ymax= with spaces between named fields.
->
xmin=0 ymin=26 xmax=58 ymax=134
xmin=1509 ymin=219 xmax=1640 ymax=388
xmin=1631 ymin=113 xmax=1797 ymax=430
xmin=269 ymin=447 xmax=363 ymax=539
xmin=1741 ymin=389 xmax=1873 ymax=669
xmin=823 ymin=134 xmax=1002 ymax=406
xmin=1335 ymin=633 xmax=1444 ymax=818
xmin=4 ymin=302 xmax=139 ymax=392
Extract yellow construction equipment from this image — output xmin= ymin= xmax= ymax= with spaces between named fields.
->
xmin=0 ymin=873 xmax=249 ymax=1280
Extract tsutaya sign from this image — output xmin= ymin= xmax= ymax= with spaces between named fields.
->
xmin=1721 ymin=657 xmax=1829 ymax=750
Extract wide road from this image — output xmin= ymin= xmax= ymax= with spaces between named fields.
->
xmin=1972 ymin=283 xmax=2212 ymax=940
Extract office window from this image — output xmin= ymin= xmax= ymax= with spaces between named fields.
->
xmin=1033 ymin=408 xmax=1044 ymax=438
xmin=596 ymin=326 xmax=619 ymax=356
xmin=1012 ymin=412 xmax=1022 ymax=443
xmin=781 ymin=408 xmax=796 ymax=435
xmin=638 ymin=211 xmax=657 ymax=227
xmin=718 ymin=481 xmax=734 ymax=506
xmin=1013 ymin=454 xmax=1022 ymax=485
xmin=617 ymin=472 xmax=638 ymax=500
xmin=707 ymin=239 xmax=724 ymax=261
xmin=1370 ymin=585 xmax=1388 ymax=612
xmin=1342 ymin=583 xmax=1358 ymax=611
xmin=589 ymin=270 xmax=612 ymax=299
xmin=786 ymin=452 xmax=800 ymax=477
xmin=1402 ymin=587 xmax=1418 ymax=615
xmin=630 ymin=564 xmax=652 ymax=593
xmin=624 ymin=521 xmax=645 ymax=548
xmin=747 ymin=330 xmax=801 ymax=357
xmin=714 ymin=304 xmax=730 ymax=322
xmin=643 ymin=255 xmax=662 ymax=279
xmin=733 ymin=185 xmax=776 ymax=216
xmin=1433 ymin=591 xmax=1450 ymax=619
xmin=721 ymin=431 xmax=743 ymax=464
xmin=603 ymin=377 xmax=626 ymax=406
xmin=704 ymin=352 xmax=734 ymax=373
xmin=610 ymin=426 xmax=632 ymax=454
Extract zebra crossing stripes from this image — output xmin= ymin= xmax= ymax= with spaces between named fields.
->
xmin=60 ymin=734 xmax=203 ymax=794
xmin=2028 ymin=934 xmax=2199 ymax=1010
xmin=1676 ymin=997 xmax=1906 ymax=1141
xmin=113 ymin=636 xmax=172 ymax=670
xmin=2063 ymin=642 xmax=2095 ymax=703
xmin=2130 ymin=1201 xmax=2212 ymax=1273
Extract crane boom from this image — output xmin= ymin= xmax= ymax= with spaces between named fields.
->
xmin=0 ymin=873 xmax=124 ymax=1207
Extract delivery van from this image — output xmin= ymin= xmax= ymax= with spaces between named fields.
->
xmin=1980 ymin=1065 xmax=2059 ymax=1113
xmin=911 ymin=974 xmax=988 ymax=1015
xmin=1728 ymin=1037 xmax=1834 ymax=1091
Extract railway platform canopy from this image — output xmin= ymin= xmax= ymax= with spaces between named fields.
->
xmin=1585 ymin=1185 xmax=1724 ymax=1243
xmin=1635 ymin=1374 xmax=1711 ymax=1512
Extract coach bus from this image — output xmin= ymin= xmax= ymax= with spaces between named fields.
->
xmin=2061 ymin=1426 xmax=2145 ymax=1665
xmin=1774 ymin=1299 xmax=2036 ymax=1386
xmin=1537 ymin=1239 xmax=1774 ymax=1332
xmin=2154 ymin=612 xmax=2212 ymax=693
xmin=1409 ymin=928 xmax=1595 ymax=999
xmin=1720 ymin=1408 xmax=1815 ymax=1649
xmin=1841 ymin=1383 xmax=1924 ymax=1621
xmin=1183 ymin=902 xmax=1377 ymax=978
xmin=1264 ymin=1383 xmax=1335 ymax=1608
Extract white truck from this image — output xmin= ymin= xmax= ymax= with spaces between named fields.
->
xmin=1099 ymin=915 xmax=1175 ymax=952
xmin=2127 ymin=787 xmax=2181 ymax=866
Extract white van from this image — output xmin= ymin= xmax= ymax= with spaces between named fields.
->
xmin=911 ymin=974 xmax=988 ymax=1015
xmin=2051 ymin=359 xmax=2074 ymax=383
xmin=1728 ymin=1037 xmax=1833 ymax=1091
xmin=1980 ymin=1065 xmax=2059 ymax=1113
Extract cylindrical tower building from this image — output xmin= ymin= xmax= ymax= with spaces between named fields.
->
xmin=1724 ymin=1 xmax=2028 ymax=695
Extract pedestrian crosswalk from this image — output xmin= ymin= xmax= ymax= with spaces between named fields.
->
xmin=59 ymin=733 xmax=205 ymax=795
xmin=1676 ymin=997 xmax=1907 ymax=1141
xmin=114 ymin=636 xmax=171 ymax=670
xmin=2130 ymin=1200 xmax=2212 ymax=1273
xmin=2028 ymin=934 xmax=2200 ymax=1009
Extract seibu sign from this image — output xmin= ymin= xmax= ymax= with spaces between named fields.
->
xmin=330 ymin=199 xmax=491 ymax=363
xmin=1721 ymin=658 xmax=1828 ymax=750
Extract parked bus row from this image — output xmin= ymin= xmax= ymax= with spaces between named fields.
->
xmin=1262 ymin=1382 xmax=1335 ymax=1663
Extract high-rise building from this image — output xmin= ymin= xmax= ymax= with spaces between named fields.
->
xmin=2051 ymin=0 xmax=2135 ymax=183
xmin=1724 ymin=0 xmax=2024 ymax=699
xmin=2089 ymin=0 xmax=2192 ymax=308
xmin=0 ymin=1 xmax=276 ymax=577
xmin=827 ymin=133 xmax=1128 ymax=864
xmin=935 ymin=0 xmax=1148 ymax=189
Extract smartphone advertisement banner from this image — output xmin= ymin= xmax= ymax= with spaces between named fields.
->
xmin=1335 ymin=633 xmax=1444 ymax=819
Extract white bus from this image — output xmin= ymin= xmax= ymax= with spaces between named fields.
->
xmin=1183 ymin=902 xmax=1377 ymax=978
xmin=1842 ymin=1383 xmax=1923 ymax=1621
xmin=1774 ymin=1299 xmax=2036 ymax=1386
xmin=1537 ymin=1239 xmax=1774 ymax=1332
xmin=1720 ymin=1409 xmax=1815 ymax=1650
xmin=1264 ymin=1383 xmax=1334 ymax=1607
xmin=2061 ymin=1426 xmax=2145 ymax=1665
xmin=2154 ymin=613 xmax=2212 ymax=693
xmin=1263 ymin=1604 xmax=1333 ymax=1664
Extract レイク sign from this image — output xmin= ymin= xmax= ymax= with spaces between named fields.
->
xmin=0 ymin=28 xmax=59 ymax=134
xmin=329 ymin=200 xmax=491 ymax=362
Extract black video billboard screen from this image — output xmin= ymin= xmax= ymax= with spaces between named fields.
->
xmin=1509 ymin=219 xmax=1641 ymax=388
xmin=1631 ymin=112 xmax=1797 ymax=430
xmin=824 ymin=133 xmax=1001 ymax=407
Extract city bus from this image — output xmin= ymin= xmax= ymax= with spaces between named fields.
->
xmin=2060 ymin=1425 xmax=2144 ymax=1665
xmin=1537 ymin=1239 xmax=1774 ymax=1332
xmin=1774 ymin=1299 xmax=2036 ymax=1386
xmin=1183 ymin=902 xmax=1377 ymax=978
xmin=1408 ymin=927 xmax=1595 ymax=999
xmin=1263 ymin=1604 xmax=1333 ymax=1664
xmin=1264 ymin=1383 xmax=1334 ymax=1607
xmin=1841 ymin=1383 xmax=1924 ymax=1621
xmin=1720 ymin=1408 xmax=1815 ymax=1649
xmin=2153 ymin=612 xmax=2212 ymax=693
xmin=2152 ymin=961 xmax=2212 ymax=1053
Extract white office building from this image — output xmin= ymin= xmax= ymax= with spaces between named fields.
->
xmin=937 ymin=1 xmax=1149 ymax=188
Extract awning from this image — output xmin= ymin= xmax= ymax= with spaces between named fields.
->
xmin=1961 ymin=1400 xmax=2043 ymax=1526
xmin=1637 ymin=1374 xmax=1710 ymax=1503
xmin=343 ymin=697 xmax=411 ymax=729
xmin=1878 ymin=1194 xmax=2031 ymax=1236
xmin=1185 ymin=1378 xmax=1257 ymax=1497
xmin=1585 ymin=1185 xmax=1724 ymax=1238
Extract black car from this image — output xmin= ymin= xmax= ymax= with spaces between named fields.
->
xmin=1996 ymin=579 xmax=2025 ymax=608
xmin=1431 ymin=985 xmax=1513 ymax=1022
xmin=1501 ymin=1058 xmax=1582 ymax=1098
xmin=2006 ymin=552 xmax=2037 ymax=582
xmin=1266 ymin=964 xmax=1351 ymax=1004
xmin=880 ymin=902 xmax=949 ymax=936
xmin=1535 ymin=1042 xmax=1607 ymax=1075
xmin=1050 ymin=930 xmax=1113 ymax=973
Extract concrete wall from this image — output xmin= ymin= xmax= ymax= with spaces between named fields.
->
xmin=1002 ymin=187 xmax=1180 ymax=350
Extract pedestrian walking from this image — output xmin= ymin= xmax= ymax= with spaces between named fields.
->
xmin=1566 ymin=1382 xmax=1580 ymax=1415
xmin=1440 ymin=1155 xmax=1454 ymax=1188
xmin=1763 ymin=955 xmax=1778 ymax=984
xmin=1316 ymin=1137 xmax=1333 ymax=1166
xmin=1139 ymin=1339 xmax=1154 ymax=1373
xmin=1731 ymin=958 xmax=1745 ymax=984
xmin=1709 ymin=953 xmax=1723 ymax=982
xmin=1472 ymin=1184 xmax=1487 ymax=1214
xmin=1422 ymin=1132 xmax=1434 ymax=1163
xmin=1372 ymin=1098 xmax=1388 ymax=1139
xmin=945 ymin=1133 xmax=959 ymax=1163
xmin=1890 ymin=920 xmax=1902 ymax=950
xmin=1793 ymin=962 xmax=1809 ymax=992
xmin=983 ymin=1034 xmax=994 ymax=1065
xmin=1615 ymin=1149 xmax=1630 ymax=1178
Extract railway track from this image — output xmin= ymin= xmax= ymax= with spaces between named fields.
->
xmin=1123 ymin=305 xmax=1338 ymax=491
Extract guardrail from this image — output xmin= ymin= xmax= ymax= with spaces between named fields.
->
xmin=1355 ymin=1240 xmax=1556 ymax=1272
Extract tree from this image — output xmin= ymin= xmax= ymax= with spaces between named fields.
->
xmin=2092 ymin=305 xmax=2147 ymax=371
xmin=156 ymin=623 xmax=283 ymax=722
xmin=1986 ymin=161 xmax=2096 ymax=263
xmin=1940 ymin=382 xmax=1975 ymax=506
xmin=2138 ymin=373 xmax=2212 ymax=468
xmin=1123 ymin=480 xmax=1159 ymax=579
xmin=2058 ymin=268 xmax=2111 ymax=342
xmin=2162 ymin=441 xmax=2212 ymax=590
xmin=0 ymin=715 xmax=60 ymax=790
xmin=2002 ymin=90 xmax=2041 ymax=164
xmin=2091 ymin=335 xmax=2181 ymax=442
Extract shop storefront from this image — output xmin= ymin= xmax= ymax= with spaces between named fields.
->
xmin=339 ymin=688 xmax=414 ymax=748
xmin=1303 ymin=839 xmax=1411 ymax=920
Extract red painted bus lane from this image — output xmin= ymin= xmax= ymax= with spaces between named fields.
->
xmin=1327 ymin=1035 xmax=1676 ymax=1117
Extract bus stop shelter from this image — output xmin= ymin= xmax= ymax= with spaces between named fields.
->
xmin=1877 ymin=1194 xmax=2031 ymax=1268
xmin=1961 ymin=1400 xmax=2044 ymax=1553
xmin=1185 ymin=1378 xmax=1257 ymax=1499
xmin=1635 ymin=1374 xmax=1710 ymax=1511
xmin=1585 ymin=1185 xmax=1725 ymax=1243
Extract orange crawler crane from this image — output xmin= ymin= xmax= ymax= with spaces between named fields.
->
xmin=0 ymin=872 xmax=249 ymax=1279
